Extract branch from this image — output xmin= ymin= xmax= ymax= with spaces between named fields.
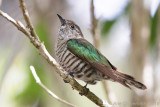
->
xmin=30 ymin=66 xmax=77 ymax=107
xmin=0 ymin=2 xmax=111 ymax=107
xmin=0 ymin=10 xmax=30 ymax=37
xmin=19 ymin=0 xmax=39 ymax=40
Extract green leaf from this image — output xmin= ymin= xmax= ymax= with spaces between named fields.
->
xmin=101 ymin=20 xmax=117 ymax=35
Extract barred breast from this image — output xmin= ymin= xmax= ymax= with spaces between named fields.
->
xmin=56 ymin=42 xmax=109 ymax=84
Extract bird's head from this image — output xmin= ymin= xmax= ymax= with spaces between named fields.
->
xmin=57 ymin=14 xmax=83 ymax=40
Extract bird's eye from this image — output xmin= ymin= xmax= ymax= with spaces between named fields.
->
xmin=70 ymin=25 xmax=75 ymax=29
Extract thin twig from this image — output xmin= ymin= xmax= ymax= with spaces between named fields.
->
xmin=0 ymin=8 xmax=111 ymax=107
xmin=90 ymin=0 xmax=99 ymax=48
xmin=90 ymin=0 xmax=112 ymax=104
xmin=30 ymin=66 xmax=77 ymax=107
xmin=19 ymin=0 xmax=39 ymax=40
xmin=0 ymin=10 xmax=30 ymax=37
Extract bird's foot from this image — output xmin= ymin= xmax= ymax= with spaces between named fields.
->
xmin=79 ymin=83 xmax=89 ymax=96
xmin=63 ymin=72 xmax=74 ymax=83
xmin=63 ymin=79 xmax=70 ymax=83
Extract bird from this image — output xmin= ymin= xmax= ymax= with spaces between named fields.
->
xmin=56 ymin=14 xmax=147 ymax=90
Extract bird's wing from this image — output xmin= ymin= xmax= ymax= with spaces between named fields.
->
xmin=67 ymin=38 xmax=118 ymax=81
xmin=67 ymin=39 xmax=147 ymax=90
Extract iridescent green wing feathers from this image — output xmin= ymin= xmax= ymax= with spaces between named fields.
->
xmin=67 ymin=39 xmax=119 ymax=81
xmin=67 ymin=39 xmax=112 ymax=68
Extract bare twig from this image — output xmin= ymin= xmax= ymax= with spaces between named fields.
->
xmin=30 ymin=66 xmax=77 ymax=107
xmin=0 ymin=4 xmax=111 ymax=107
xmin=90 ymin=0 xmax=113 ymax=104
xmin=90 ymin=0 xmax=99 ymax=48
xmin=0 ymin=10 xmax=30 ymax=37
xmin=19 ymin=0 xmax=39 ymax=40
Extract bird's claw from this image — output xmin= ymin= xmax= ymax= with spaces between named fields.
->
xmin=68 ymin=72 xmax=74 ymax=77
xmin=63 ymin=79 xmax=70 ymax=83
xmin=79 ymin=88 xmax=89 ymax=96
xmin=79 ymin=83 xmax=89 ymax=96
xmin=63 ymin=72 xmax=74 ymax=83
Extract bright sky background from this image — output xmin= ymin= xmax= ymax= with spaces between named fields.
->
xmin=94 ymin=0 xmax=129 ymax=20
xmin=68 ymin=0 xmax=160 ymax=21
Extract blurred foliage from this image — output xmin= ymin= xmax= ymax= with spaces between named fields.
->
xmin=101 ymin=20 xmax=117 ymax=35
xmin=14 ymin=67 xmax=43 ymax=105
xmin=14 ymin=54 xmax=47 ymax=106
xmin=149 ymin=9 xmax=159 ymax=49
xmin=35 ymin=19 xmax=52 ymax=51
xmin=14 ymin=20 xmax=51 ymax=106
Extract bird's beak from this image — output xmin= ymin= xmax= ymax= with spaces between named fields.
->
xmin=57 ymin=14 xmax=66 ymax=26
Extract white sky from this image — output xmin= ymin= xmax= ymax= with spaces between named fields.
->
xmin=68 ymin=0 xmax=160 ymax=21
xmin=150 ymin=0 xmax=160 ymax=17
xmin=94 ymin=0 xmax=129 ymax=20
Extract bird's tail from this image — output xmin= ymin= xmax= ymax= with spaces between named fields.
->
xmin=114 ymin=71 xmax=147 ymax=90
